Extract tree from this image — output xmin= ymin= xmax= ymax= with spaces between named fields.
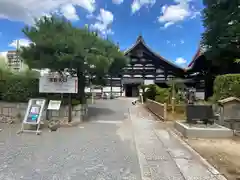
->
xmin=21 ymin=16 xmax=126 ymax=103
xmin=201 ymin=0 xmax=240 ymax=70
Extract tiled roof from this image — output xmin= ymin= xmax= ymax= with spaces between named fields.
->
xmin=124 ymin=35 xmax=183 ymax=70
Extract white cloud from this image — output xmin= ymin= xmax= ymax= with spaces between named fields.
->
xmin=131 ymin=0 xmax=156 ymax=13
xmin=0 ymin=51 xmax=8 ymax=58
xmin=60 ymin=4 xmax=79 ymax=21
xmin=9 ymin=39 xmax=31 ymax=48
xmin=180 ymin=40 xmax=185 ymax=44
xmin=112 ymin=0 xmax=124 ymax=5
xmin=158 ymin=0 xmax=199 ymax=28
xmin=175 ymin=57 xmax=187 ymax=64
xmin=0 ymin=0 xmax=96 ymax=23
xmin=90 ymin=9 xmax=114 ymax=36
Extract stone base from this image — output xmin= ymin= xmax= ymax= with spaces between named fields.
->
xmin=174 ymin=121 xmax=233 ymax=138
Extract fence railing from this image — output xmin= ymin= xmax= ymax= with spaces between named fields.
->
xmin=145 ymin=99 xmax=167 ymax=121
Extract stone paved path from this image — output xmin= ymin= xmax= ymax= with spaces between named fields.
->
xmin=0 ymin=99 xmax=141 ymax=180
xmin=0 ymin=98 xmax=227 ymax=180
xmin=130 ymin=104 xmax=227 ymax=180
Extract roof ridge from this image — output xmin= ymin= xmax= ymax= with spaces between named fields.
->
xmin=124 ymin=35 xmax=184 ymax=71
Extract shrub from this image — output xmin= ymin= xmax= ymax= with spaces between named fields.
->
xmin=1 ymin=75 xmax=39 ymax=102
xmin=143 ymin=84 xmax=170 ymax=103
xmin=213 ymin=74 xmax=240 ymax=101
xmin=144 ymin=84 xmax=157 ymax=100
xmin=155 ymin=87 xmax=169 ymax=103
xmin=0 ymin=70 xmax=81 ymax=105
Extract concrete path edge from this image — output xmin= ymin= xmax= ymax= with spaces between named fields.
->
xmin=128 ymin=108 xmax=152 ymax=180
xmin=169 ymin=129 xmax=227 ymax=180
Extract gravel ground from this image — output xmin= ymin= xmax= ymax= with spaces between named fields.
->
xmin=0 ymin=99 xmax=141 ymax=180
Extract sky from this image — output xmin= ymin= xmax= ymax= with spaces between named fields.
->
xmin=0 ymin=0 xmax=204 ymax=67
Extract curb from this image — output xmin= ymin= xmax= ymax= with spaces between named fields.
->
xmin=128 ymin=107 xmax=152 ymax=180
xmin=169 ymin=129 xmax=227 ymax=180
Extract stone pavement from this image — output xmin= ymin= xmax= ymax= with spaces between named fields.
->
xmin=0 ymin=99 xmax=141 ymax=180
xmin=130 ymin=104 xmax=227 ymax=180
xmin=0 ymin=98 xmax=227 ymax=180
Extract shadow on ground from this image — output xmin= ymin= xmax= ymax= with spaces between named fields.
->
xmin=87 ymin=106 xmax=115 ymax=120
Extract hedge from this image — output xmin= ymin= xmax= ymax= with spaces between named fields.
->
xmin=213 ymin=74 xmax=240 ymax=100
xmin=0 ymin=71 xmax=81 ymax=105
xmin=143 ymin=84 xmax=170 ymax=104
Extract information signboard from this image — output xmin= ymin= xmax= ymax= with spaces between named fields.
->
xmin=47 ymin=100 xmax=61 ymax=110
xmin=20 ymin=99 xmax=46 ymax=135
xmin=23 ymin=99 xmax=46 ymax=125
xmin=39 ymin=75 xmax=78 ymax=94
xmin=26 ymin=105 xmax=41 ymax=123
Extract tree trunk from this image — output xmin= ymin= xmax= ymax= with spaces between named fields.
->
xmin=110 ymin=75 xmax=113 ymax=97
xmin=68 ymin=93 xmax=72 ymax=122
xmin=77 ymin=69 xmax=86 ymax=104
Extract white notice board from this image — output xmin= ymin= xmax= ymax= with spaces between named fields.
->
xmin=47 ymin=100 xmax=61 ymax=110
xmin=39 ymin=75 xmax=78 ymax=94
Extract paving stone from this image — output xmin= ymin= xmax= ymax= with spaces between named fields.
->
xmin=0 ymin=99 xmax=141 ymax=180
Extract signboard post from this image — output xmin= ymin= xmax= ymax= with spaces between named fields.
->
xmin=20 ymin=99 xmax=46 ymax=135
xmin=39 ymin=73 xmax=78 ymax=123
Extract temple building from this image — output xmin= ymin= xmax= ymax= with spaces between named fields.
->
xmin=87 ymin=35 xmax=212 ymax=99
xmin=121 ymin=35 xmax=185 ymax=97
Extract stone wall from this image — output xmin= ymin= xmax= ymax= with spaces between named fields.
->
xmin=145 ymin=99 xmax=167 ymax=121
xmin=0 ymin=101 xmax=87 ymax=123
xmin=47 ymin=104 xmax=88 ymax=123
xmin=214 ymin=102 xmax=240 ymax=132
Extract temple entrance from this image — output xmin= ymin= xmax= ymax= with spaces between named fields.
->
xmin=125 ymin=84 xmax=139 ymax=97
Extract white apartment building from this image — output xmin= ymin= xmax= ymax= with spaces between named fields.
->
xmin=6 ymin=50 xmax=23 ymax=72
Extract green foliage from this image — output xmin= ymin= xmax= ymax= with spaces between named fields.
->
xmin=213 ymin=74 xmax=240 ymax=101
xmin=21 ymin=15 xmax=126 ymax=79
xmin=0 ymin=70 xmax=80 ymax=105
xmin=21 ymin=15 xmax=127 ymax=102
xmin=155 ymin=89 xmax=169 ymax=104
xmin=1 ymin=75 xmax=39 ymax=102
xmin=144 ymin=84 xmax=157 ymax=100
xmin=235 ymin=59 xmax=240 ymax=63
xmin=0 ymin=56 xmax=8 ymax=70
xmin=143 ymin=84 xmax=170 ymax=103
xmin=202 ymin=0 xmax=240 ymax=66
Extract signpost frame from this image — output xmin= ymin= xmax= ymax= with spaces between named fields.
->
xmin=19 ymin=98 xmax=46 ymax=135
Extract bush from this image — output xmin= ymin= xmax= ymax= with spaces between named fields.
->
xmin=213 ymin=74 xmax=240 ymax=101
xmin=0 ymin=71 xmax=81 ymax=105
xmin=1 ymin=74 xmax=39 ymax=102
xmin=143 ymin=84 xmax=170 ymax=103
xmin=144 ymin=84 xmax=157 ymax=100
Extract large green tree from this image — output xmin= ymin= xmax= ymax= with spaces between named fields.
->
xmin=21 ymin=16 xmax=127 ymax=103
xmin=201 ymin=0 xmax=240 ymax=70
